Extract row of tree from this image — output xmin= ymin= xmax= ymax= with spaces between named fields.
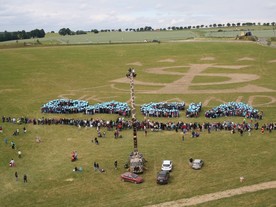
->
xmin=58 ymin=28 xmax=88 ymax=36
xmin=60 ymin=22 xmax=276 ymax=36
xmin=0 ymin=29 xmax=45 ymax=42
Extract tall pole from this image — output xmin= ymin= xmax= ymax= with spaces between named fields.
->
xmin=126 ymin=68 xmax=138 ymax=152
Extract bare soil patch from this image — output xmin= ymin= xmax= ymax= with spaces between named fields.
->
xmin=238 ymin=57 xmax=255 ymax=61
xmin=200 ymin=57 xmax=215 ymax=61
xmin=158 ymin=59 xmax=176 ymax=63
xmin=268 ymin=59 xmax=276 ymax=63
xmin=126 ymin=62 xmax=143 ymax=66
xmin=146 ymin=181 xmax=276 ymax=207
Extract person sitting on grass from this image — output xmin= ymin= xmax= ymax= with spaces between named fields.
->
xmin=73 ymin=166 xmax=83 ymax=172
xmin=9 ymin=158 xmax=15 ymax=167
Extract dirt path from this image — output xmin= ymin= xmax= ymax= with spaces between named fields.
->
xmin=111 ymin=63 xmax=275 ymax=94
xmin=145 ymin=181 xmax=276 ymax=207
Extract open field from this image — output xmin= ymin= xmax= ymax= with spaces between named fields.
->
xmin=1 ymin=25 xmax=275 ymax=46
xmin=0 ymin=40 xmax=276 ymax=207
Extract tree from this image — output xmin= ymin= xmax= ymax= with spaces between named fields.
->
xmin=59 ymin=28 xmax=67 ymax=36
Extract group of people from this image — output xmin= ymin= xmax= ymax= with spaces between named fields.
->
xmin=84 ymin=101 xmax=131 ymax=116
xmin=14 ymin=172 xmax=27 ymax=183
xmin=41 ymin=99 xmax=89 ymax=114
xmin=2 ymin=114 xmax=276 ymax=134
xmin=41 ymin=99 xmax=131 ymax=117
xmin=205 ymin=102 xmax=262 ymax=119
xmin=2 ymin=127 xmax=28 ymax=183
xmin=140 ymin=102 xmax=185 ymax=117
xmin=186 ymin=102 xmax=202 ymax=118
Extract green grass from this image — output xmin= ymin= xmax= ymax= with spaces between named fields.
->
xmin=0 ymin=40 xmax=276 ymax=207
xmin=192 ymin=75 xmax=231 ymax=83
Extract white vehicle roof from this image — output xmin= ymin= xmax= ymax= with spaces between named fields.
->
xmin=163 ymin=160 xmax=171 ymax=164
xmin=193 ymin=159 xmax=202 ymax=163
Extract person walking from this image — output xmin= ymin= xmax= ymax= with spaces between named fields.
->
xmin=15 ymin=171 xmax=18 ymax=181
xmin=23 ymin=174 xmax=27 ymax=183
xmin=114 ymin=160 xmax=118 ymax=170
xmin=18 ymin=150 xmax=22 ymax=158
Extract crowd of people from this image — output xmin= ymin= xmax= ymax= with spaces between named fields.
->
xmin=205 ymin=102 xmax=262 ymax=119
xmin=140 ymin=102 xmax=185 ymax=117
xmin=39 ymin=100 xmax=264 ymax=122
xmin=41 ymin=99 xmax=131 ymax=117
xmin=84 ymin=101 xmax=131 ymax=116
xmin=186 ymin=102 xmax=202 ymax=118
xmin=41 ymin=99 xmax=89 ymax=114
xmin=2 ymin=114 xmax=275 ymax=134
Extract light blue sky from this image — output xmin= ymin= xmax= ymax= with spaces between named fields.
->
xmin=1 ymin=0 xmax=275 ymax=32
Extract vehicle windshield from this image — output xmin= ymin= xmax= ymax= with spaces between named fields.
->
xmin=131 ymin=174 xmax=138 ymax=178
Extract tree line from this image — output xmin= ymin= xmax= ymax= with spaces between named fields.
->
xmin=0 ymin=29 xmax=45 ymax=42
xmin=1 ymin=22 xmax=275 ymax=41
xmin=60 ymin=22 xmax=276 ymax=35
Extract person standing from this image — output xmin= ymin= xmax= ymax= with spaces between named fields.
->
xmin=15 ymin=171 xmax=18 ymax=181
xmin=18 ymin=150 xmax=22 ymax=158
xmin=11 ymin=141 xmax=15 ymax=149
xmin=23 ymin=174 xmax=27 ymax=183
xmin=114 ymin=160 xmax=118 ymax=170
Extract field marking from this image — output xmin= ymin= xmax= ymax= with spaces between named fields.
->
xmin=158 ymin=59 xmax=176 ymax=62
xmin=145 ymin=181 xmax=276 ymax=207
xmin=111 ymin=63 xmax=275 ymax=94
xmin=238 ymin=57 xmax=255 ymax=61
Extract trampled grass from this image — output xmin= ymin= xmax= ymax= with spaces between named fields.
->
xmin=0 ymin=40 xmax=275 ymax=207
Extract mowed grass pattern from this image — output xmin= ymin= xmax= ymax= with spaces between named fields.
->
xmin=0 ymin=42 xmax=276 ymax=207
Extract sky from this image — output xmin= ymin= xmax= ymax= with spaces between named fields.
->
xmin=1 ymin=0 xmax=275 ymax=32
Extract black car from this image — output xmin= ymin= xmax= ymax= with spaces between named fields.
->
xmin=157 ymin=170 xmax=170 ymax=184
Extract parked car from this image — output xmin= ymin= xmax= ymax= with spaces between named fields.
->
xmin=157 ymin=170 xmax=170 ymax=184
xmin=161 ymin=160 xmax=173 ymax=172
xmin=191 ymin=159 xmax=204 ymax=170
xmin=120 ymin=172 xmax=144 ymax=184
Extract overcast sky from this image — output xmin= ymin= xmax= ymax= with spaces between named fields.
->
xmin=1 ymin=0 xmax=275 ymax=32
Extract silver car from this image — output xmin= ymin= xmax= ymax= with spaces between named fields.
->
xmin=191 ymin=159 xmax=204 ymax=170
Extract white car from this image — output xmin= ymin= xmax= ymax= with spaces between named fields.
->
xmin=191 ymin=159 xmax=204 ymax=170
xmin=161 ymin=160 xmax=173 ymax=172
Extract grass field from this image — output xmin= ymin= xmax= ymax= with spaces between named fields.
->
xmin=0 ymin=39 xmax=276 ymax=207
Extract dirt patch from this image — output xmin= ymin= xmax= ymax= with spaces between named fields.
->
xmin=238 ymin=57 xmax=255 ymax=61
xmin=158 ymin=59 xmax=176 ymax=63
xmin=268 ymin=59 xmax=276 ymax=63
xmin=126 ymin=62 xmax=143 ymax=66
xmin=200 ymin=57 xmax=215 ymax=61
xmin=0 ymin=89 xmax=21 ymax=93
xmin=146 ymin=181 xmax=276 ymax=207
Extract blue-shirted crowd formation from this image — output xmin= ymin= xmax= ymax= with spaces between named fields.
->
xmin=186 ymin=102 xmax=202 ymax=118
xmin=41 ymin=99 xmax=131 ymax=116
xmin=140 ymin=102 xmax=185 ymax=117
xmin=41 ymin=99 xmax=262 ymax=120
xmin=205 ymin=102 xmax=262 ymax=119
